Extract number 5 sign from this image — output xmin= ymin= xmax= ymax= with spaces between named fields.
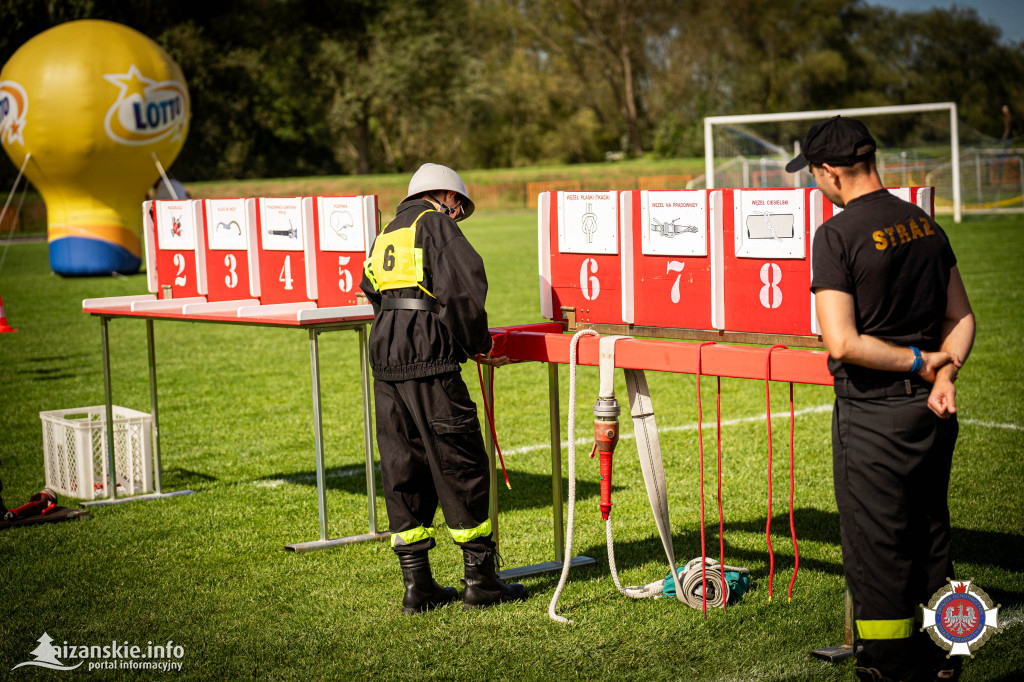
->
xmin=304 ymin=195 xmax=378 ymax=308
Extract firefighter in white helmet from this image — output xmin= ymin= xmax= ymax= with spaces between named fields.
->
xmin=360 ymin=163 xmax=527 ymax=614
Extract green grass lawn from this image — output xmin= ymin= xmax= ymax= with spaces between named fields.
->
xmin=0 ymin=210 xmax=1021 ymax=680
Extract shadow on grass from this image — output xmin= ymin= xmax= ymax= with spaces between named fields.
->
xmin=255 ymin=465 xmax=606 ymax=510
xmin=519 ymin=507 xmax=1023 ymax=600
xmin=21 ymin=353 xmax=94 ymax=381
xmin=164 ymin=467 xmax=219 ymax=489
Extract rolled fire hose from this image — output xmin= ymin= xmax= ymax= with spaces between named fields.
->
xmin=669 ymin=558 xmax=749 ymax=610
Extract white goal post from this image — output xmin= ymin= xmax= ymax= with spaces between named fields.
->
xmin=704 ymin=102 xmax=962 ymax=222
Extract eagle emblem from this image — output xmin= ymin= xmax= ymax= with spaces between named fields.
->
xmin=922 ymin=580 xmax=1001 ymax=657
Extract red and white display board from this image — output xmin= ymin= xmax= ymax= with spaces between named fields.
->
xmin=303 ymin=195 xmax=377 ymax=308
xmin=538 ymin=190 xmax=625 ymax=325
xmin=200 ymin=198 xmax=258 ymax=305
xmin=622 ymin=189 xmax=721 ymax=330
xmin=819 ymin=186 xmax=935 ymax=222
xmin=144 ymin=199 xmax=207 ymax=300
xmin=251 ymin=197 xmax=314 ymax=306
xmin=712 ymin=187 xmax=821 ymax=336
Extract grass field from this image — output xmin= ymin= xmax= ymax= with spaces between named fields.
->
xmin=0 ymin=208 xmax=1022 ymax=680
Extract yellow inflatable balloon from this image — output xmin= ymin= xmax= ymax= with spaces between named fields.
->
xmin=0 ymin=19 xmax=190 ymax=275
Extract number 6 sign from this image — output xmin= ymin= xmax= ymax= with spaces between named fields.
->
xmin=538 ymin=191 xmax=625 ymax=324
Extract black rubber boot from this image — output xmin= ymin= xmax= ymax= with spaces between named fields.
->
xmin=461 ymin=547 xmax=528 ymax=610
xmin=398 ymin=551 xmax=458 ymax=616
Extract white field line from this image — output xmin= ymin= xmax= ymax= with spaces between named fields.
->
xmin=504 ymin=403 xmax=835 ymax=456
xmin=999 ymin=604 xmax=1024 ymax=631
xmin=253 ymin=406 xmax=1021 ymax=488
xmin=960 ymin=418 xmax=1023 ymax=431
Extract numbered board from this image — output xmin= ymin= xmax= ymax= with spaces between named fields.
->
xmin=713 ymin=188 xmax=820 ymax=335
xmin=538 ymin=190 xmax=624 ymax=324
xmin=201 ymin=198 xmax=258 ymax=301
xmin=304 ymin=195 xmax=377 ymax=307
xmin=253 ymin=197 xmax=315 ymax=305
xmin=624 ymin=189 xmax=718 ymax=330
xmin=143 ymin=199 xmax=207 ymax=298
xmin=820 ymin=186 xmax=934 ymax=222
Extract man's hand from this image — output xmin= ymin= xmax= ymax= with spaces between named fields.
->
xmin=927 ymin=365 xmax=958 ymax=418
xmin=917 ymin=351 xmax=960 ymax=384
xmin=477 ymin=351 xmax=510 ymax=367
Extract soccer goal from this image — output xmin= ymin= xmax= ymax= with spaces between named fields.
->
xmin=700 ymin=103 xmax=963 ymax=222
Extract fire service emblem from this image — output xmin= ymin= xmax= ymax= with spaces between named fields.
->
xmin=921 ymin=580 xmax=1000 ymax=656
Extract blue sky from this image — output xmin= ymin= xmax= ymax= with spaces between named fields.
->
xmin=866 ymin=1 xmax=1024 ymax=43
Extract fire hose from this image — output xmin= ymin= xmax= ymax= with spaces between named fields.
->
xmin=549 ymin=331 xmax=687 ymax=624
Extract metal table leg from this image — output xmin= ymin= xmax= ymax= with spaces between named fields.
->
xmin=811 ymin=589 xmax=855 ymax=661
xmin=101 ymin=316 xmax=117 ymax=501
xmin=84 ymin=318 xmax=194 ymax=508
xmin=499 ymin=362 xmax=594 ymax=580
xmin=286 ymin=324 xmax=387 ymax=553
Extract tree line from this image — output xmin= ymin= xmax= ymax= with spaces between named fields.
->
xmin=2 ymin=0 xmax=1023 ymax=185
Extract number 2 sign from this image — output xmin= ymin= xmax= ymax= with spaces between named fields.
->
xmin=149 ymin=199 xmax=206 ymax=299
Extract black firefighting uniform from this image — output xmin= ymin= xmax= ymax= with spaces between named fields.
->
xmin=811 ymin=189 xmax=959 ymax=678
xmin=359 ymin=199 xmax=494 ymax=557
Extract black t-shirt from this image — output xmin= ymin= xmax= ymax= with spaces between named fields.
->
xmin=810 ymin=189 xmax=957 ymax=382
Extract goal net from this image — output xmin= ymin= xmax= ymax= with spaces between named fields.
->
xmin=690 ymin=103 xmax=1024 ymax=222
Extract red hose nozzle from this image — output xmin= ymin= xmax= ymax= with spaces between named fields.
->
xmin=595 ymin=419 xmax=619 ymax=520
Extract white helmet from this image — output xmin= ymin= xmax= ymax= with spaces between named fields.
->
xmin=402 ymin=163 xmax=475 ymax=220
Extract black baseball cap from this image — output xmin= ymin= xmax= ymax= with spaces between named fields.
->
xmin=785 ymin=116 xmax=877 ymax=173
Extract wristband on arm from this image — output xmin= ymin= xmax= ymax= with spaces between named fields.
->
xmin=909 ymin=346 xmax=923 ymax=374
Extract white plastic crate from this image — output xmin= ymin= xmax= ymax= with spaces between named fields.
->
xmin=40 ymin=405 xmax=154 ymax=500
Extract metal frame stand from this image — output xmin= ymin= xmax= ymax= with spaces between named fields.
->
xmin=496 ymin=362 xmax=595 ymax=580
xmin=811 ymin=589 xmax=855 ymax=661
xmin=84 ymin=315 xmax=389 ymax=552
xmin=285 ymin=325 xmax=388 ymax=552
xmin=83 ymin=318 xmax=195 ymax=508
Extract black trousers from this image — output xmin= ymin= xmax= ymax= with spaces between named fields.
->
xmin=832 ymin=388 xmax=958 ymax=677
xmin=374 ymin=371 xmax=493 ymax=556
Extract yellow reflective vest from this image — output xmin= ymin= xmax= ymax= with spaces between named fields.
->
xmin=363 ymin=209 xmax=436 ymax=298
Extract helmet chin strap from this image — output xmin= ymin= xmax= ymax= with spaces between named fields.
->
xmin=431 ymin=192 xmax=461 ymax=218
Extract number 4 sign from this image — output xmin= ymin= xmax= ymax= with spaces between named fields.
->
xmin=254 ymin=197 xmax=314 ymax=305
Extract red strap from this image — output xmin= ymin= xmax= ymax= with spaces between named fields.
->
xmin=716 ymin=374 xmax=727 ymax=611
xmin=764 ymin=344 xmax=788 ymax=602
xmin=787 ymin=381 xmax=800 ymax=602
xmin=476 ymin=359 xmax=511 ymax=490
xmin=695 ymin=341 xmax=716 ymax=616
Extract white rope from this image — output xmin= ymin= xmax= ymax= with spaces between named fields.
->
xmin=548 ymin=328 xmax=598 ymax=624
xmin=606 ymin=517 xmax=665 ymax=598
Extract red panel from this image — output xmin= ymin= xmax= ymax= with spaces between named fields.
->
xmin=311 ymin=196 xmax=374 ymax=308
xmin=631 ymin=190 xmax=713 ymax=329
xmin=205 ymin=248 xmax=250 ymax=302
xmin=152 ymin=200 xmax=201 ymax=299
xmin=546 ymin=193 xmax=623 ymax=325
xmin=254 ymin=198 xmax=309 ymax=305
xmin=721 ymin=188 xmax=814 ymax=335
xmin=492 ymin=327 xmax=832 ymax=385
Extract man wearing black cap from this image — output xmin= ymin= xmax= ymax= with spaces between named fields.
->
xmin=788 ymin=117 xmax=975 ymax=682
